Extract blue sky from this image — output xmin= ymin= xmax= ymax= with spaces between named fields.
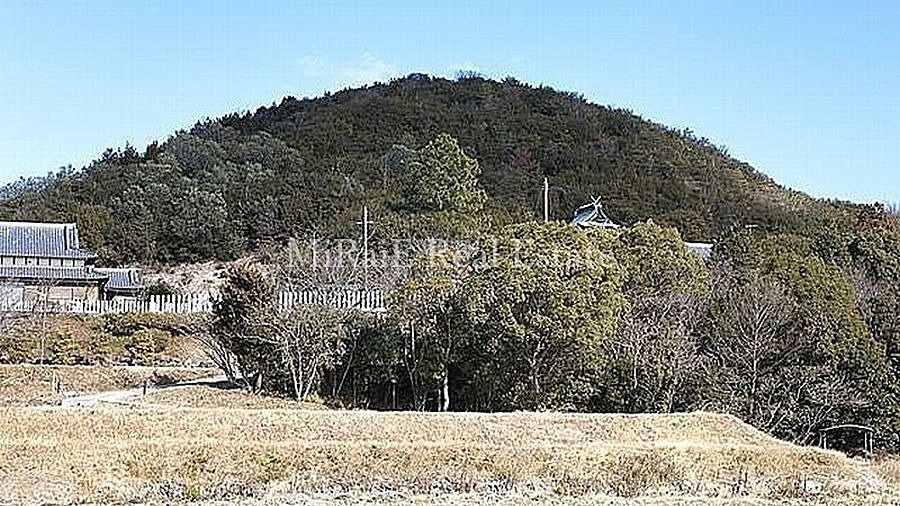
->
xmin=1 ymin=0 xmax=897 ymax=203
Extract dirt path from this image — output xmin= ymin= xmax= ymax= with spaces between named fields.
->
xmin=58 ymin=374 xmax=227 ymax=407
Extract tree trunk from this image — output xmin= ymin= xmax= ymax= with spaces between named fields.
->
xmin=441 ymin=367 xmax=450 ymax=412
xmin=289 ymin=350 xmax=301 ymax=401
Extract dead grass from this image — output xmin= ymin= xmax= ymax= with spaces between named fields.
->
xmin=873 ymin=455 xmax=900 ymax=489
xmin=0 ymin=408 xmax=891 ymax=504
xmin=143 ymin=260 xmax=228 ymax=294
xmin=0 ymin=366 xmax=895 ymax=504
xmin=0 ymin=364 xmax=220 ymax=406
xmin=138 ymin=384 xmax=326 ymax=409
xmin=176 ymin=493 xmax=900 ymax=505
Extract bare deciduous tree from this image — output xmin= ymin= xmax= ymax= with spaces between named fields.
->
xmin=613 ymin=293 xmax=703 ymax=413
xmin=262 ymin=305 xmax=346 ymax=401
xmin=27 ymin=278 xmax=62 ymax=365
xmin=702 ymin=273 xmax=803 ymax=430
xmin=209 ymin=262 xmax=349 ymax=401
xmin=193 ymin=318 xmax=241 ymax=383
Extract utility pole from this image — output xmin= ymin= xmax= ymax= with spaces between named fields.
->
xmin=356 ymin=206 xmax=374 ymax=288
xmin=543 ymin=177 xmax=550 ymax=222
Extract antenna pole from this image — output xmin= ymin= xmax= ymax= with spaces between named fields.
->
xmin=355 ymin=206 xmax=375 ymax=289
xmin=543 ymin=177 xmax=549 ymax=222
xmin=362 ymin=206 xmax=369 ymax=288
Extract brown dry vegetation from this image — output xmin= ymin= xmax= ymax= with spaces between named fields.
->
xmin=0 ymin=407 xmax=895 ymax=505
xmin=143 ymin=260 xmax=229 ymax=294
xmin=872 ymin=456 xmax=900 ymax=490
xmin=138 ymin=384 xmax=326 ymax=410
xmin=0 ymin=364 xmax=219 ymax=406
xmin=0 ymin=365 xmax=897 ymax=504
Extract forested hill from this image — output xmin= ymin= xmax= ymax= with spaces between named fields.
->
xmin=0 ymin=74 xmax=882 ymax=264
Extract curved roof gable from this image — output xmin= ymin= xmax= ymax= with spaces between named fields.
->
xmin=571 ymin=198 xmax=621 ymax=229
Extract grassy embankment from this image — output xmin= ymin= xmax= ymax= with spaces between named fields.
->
xmin=0 ymin=311 xmax=216 ymax=406
xmin=0 ymin=397 xmax=897 ymax=504
xmin=0 ymin=312 xmax=209 ymax=366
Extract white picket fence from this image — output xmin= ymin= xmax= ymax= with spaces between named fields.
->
xmin=66 ymin=294 xmax=214 ymax=315
xmin=278 ymin=290 xmax=386 ymax=312
xmin=23 ymin=290 xmax=386 ymax=315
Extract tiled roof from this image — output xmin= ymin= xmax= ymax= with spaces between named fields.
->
xmin=0 ymin=265 xmax=107 ymax=282
xmin=95 ymin=268 xmax=144 ymax=292
xmin=0 ymin=222 xmax=96 ymax=259
xmin=571 ymin=200 xmax=621 ymax=229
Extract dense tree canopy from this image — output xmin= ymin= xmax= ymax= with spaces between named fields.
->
xmin=0 ymin=74 xmax=883 ymax=265
xmin=204 ymin=216 xmax=900 ymax=449
xmin=456 ymin=224 xmax=626 ymax=411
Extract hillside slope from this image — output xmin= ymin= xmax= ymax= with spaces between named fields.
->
xmin=0 ymin=74 xmax=868 ymax=263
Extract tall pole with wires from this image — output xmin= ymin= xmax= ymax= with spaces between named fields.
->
xmin=357 ymin=206 xmax=374 ymax=288
xmin=543 ymin=177 xmax=550 ymax=222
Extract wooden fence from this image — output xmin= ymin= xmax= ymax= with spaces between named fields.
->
xmin=65 ymin=294 xmax=214 ymax=315
xmin=12 ymin=290 xmax=386 ymax=315
xmin=278 ymin=290 xmax=386 ymax=312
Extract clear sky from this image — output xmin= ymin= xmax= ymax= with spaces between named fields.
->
xmin=1 ymin=0 xmax=897 ymax=203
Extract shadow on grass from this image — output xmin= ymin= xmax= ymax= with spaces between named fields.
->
xmin=151 ymin=375 xmax=234 ymax=389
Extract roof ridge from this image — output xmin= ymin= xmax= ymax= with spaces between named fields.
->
xmin=0 ymin=221 xmax=94 ymax=259
xmin=0 ymin=221 xmax=77 ymax=228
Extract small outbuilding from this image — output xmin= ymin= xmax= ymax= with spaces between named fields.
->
xmin=95 ymin=268 xmax=145 ymax=300
xmin=819 ymin=424 xmax=875 ymax=456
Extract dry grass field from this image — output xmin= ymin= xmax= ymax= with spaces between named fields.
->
xmin=0 ymin=364 xmax=219 ymax=406
xmin=138 ymin=383 xmax=326 ymax=410
xmin=1 ymin=365 xmax=899 ymax=505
